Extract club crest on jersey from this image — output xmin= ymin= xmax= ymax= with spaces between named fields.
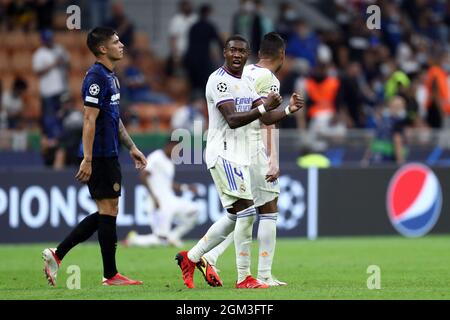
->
xmin=217 ymin=82 xmax=227 ymax=92
xmin=89 ymin=84 xmax=100 ymax=96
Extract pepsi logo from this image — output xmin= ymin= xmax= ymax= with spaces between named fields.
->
xmin=387 ymin=163 xmax=442 ymax=237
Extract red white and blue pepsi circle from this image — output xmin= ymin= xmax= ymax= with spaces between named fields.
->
xmin=387 ymin=163 xmax=442 ymax=237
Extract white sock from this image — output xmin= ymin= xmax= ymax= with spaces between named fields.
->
xmin=234 ymin=206 xmax=257 ymax=283
xmin=257 ymin=212 xmax=278 ymax=279
xmin=203 ymin=232 xmax=234 ymax=266
xmin=188 ymin=212 xmax=236 ymax=263
xmin=129 ymin=234 xmax=162 ymax=247
xmin=169 ymin=210 xmax=198 ymax=240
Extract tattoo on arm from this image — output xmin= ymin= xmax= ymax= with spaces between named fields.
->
xmin=119 ymin=119 xmax=135 ymax=150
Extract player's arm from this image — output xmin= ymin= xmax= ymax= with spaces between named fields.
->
xmin=260 ymin=92 xmax=304 ymax=125
xmin=219 ymin=91 xmax=282 ymax=129
xmin=119 ymin=119 xmax=147 ymax=170
xmin=139 ymin=170 xmax=160 ymax=209
xmin=75 ymin=106 xmax=99 ymax=183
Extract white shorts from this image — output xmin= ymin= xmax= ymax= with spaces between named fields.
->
xmin=249 ymin=148 xmax=280 ymax=208
xmin=209 ymin=157 xmax=253 ymax=209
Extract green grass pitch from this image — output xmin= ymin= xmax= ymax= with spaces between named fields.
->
xmin=1 ymin=236 xmax=449 ymax=300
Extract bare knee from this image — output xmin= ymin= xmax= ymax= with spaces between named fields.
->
xmin=258 ymin=197 xmax=278 ymax=214
xmin=96 ymin=198 xmax=119 ymax=216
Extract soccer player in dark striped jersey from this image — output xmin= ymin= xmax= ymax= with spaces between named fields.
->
xmin=42 ymin=27 xmax=147 ymax=286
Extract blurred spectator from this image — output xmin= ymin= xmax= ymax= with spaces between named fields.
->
xmin=301 ymin=63 xmax=344 ymax=144
xmin=363 ymin=96 xmax=407 ymax=166
xmin=184 ymin=4 xmax=222 ymax=97
xmin=89 ymin=0 xmax=110 ymax=29
xmin=123 ymin=50 xmax=172 ymax=104
xmin=107 ymin=2 xmax=134 ymax=47
xmin=34 ymin=0 xmax=54 ymax=30
xmin=1 ymin=77 xmax=27 ymax=129
xmin=53 ymin=97 xmax=83 ymax=170
xmin=170 ymin=95 xmax=206 ymax=132
xmin=231 ymin=0 xmax=274 ymax=58
xmin=384 ymin=61 xmax=411 ymax=100
xmin=167 ymin=0 xmax=197 ymax=76
xmin=250 ymin=0 xmax=274 ymax=58
xmin=232 ymin=0 xmax=255 ymax=46
xmin=32 ymin=29 xmax=69 ymax=165
xmin=286 ymin=19 xmax=320 ymax=69
xmin=3 ymin=0 xmax=34 ymax=30
xmin=275 ymin=1 xmax=297 ymax=41
xmin=337 ymin=62 xmax=365 ymax=128
xmin=424 ymin=55 xmax=450 ymax=129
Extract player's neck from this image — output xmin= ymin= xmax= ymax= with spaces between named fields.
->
xmin=96 ymin=57 xmax=116 ymax=72
xmin=223 ymin=65 xmax=242 ymax=78
xmin=256 ymin=59 xmax=277 ymax=74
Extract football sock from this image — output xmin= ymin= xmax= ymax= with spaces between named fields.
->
xmin=203 ymin=232 xmax=234 ymax=266
xmin=257 ymin=212 xmax=278 ymax=280
xmin=56 ymin=212 xmax=99 ymax=260
xmin=188 ymin=212 xmax=236 ymax=263
xmin=98 ymin=214 xmax=118 ymax=279
xmin=234 ymin=206 xmax=257 ymax=283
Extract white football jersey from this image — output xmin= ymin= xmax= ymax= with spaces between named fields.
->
xmin=243 ymin=64 xmax=280 ymax=146
xmin=205 ymin=67 xmax=263 ymax=168
xmin=144 ymin=149 xmax=175 ymax=201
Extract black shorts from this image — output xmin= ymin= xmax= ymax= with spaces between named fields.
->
xmin=87 ymin=157 xmax=122 ymax=199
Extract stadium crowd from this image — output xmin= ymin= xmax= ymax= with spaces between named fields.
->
xmin=0 ymin=0 xmax=449 ymax=167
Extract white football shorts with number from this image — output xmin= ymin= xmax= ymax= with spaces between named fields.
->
xmin=205 ymin=67 xmax=263 ymax=208
xmin=243 ymin=64 xmax=281 ymax=207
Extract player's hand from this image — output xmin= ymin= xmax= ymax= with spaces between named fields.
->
xmin=189 ymin=184 xmax=199 ymax=194
xmin=75 ymin=158 xmax=92 ymax=183
xmin=288 ymin=92 xmax=304 ymax=113
xmin=264 ymin=92 xmax=283 ymax=112
xmin=265 ymin=161 xmax=280 ymax=182
xmin=130 ymin=146 xmax=147 ymax=170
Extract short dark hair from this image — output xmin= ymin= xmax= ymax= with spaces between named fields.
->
xmin=224 ymin=34 xmax=249 ymax=49
xmin=259 ymin=32 xmax=285 ymax=59
xmin=87 ymin=27 xmax=118 ymax=56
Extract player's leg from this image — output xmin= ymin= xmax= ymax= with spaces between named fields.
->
xmin=175 ymin=158 xmax=242 ymax=288
xmin=168 ymin=199 xmax=199 ymax=247
xmin=251 ymin=148 xmax=285 ymax=286
xmin=43 ymin=157 xmax=103 ymax=286
xmin=43 ymin=211 xmax=99 ymax=286
xmin=203 ymin=231 xmax=234 ymax=269
xmin=257 ymin=198 xmax=286 ymax=286
xmin=94 ymin=158 xmax=142 ymax=285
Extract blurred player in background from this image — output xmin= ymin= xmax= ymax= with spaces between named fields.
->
xmin=42 ymin=27 xmax=147 ymax=287
xmin=175 ymin=35 xmax=285 ymax=289
xmin=201 ymin=32 xmax=303 ymax=286
xmin=124 ymin=140 xmax=200 ymax=248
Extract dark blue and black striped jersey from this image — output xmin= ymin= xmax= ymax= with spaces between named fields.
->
xmin=79 ymin=62 xmax=121 ymax=158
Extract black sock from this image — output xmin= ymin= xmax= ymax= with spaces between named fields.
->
xmin=56 ymin=212 xmax=99 ymax=260
xmin=98 ymin=214 xmax=118 ymax=279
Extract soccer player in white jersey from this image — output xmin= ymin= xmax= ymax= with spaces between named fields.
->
xmin=201 ymin=32 xmax=304 ymax=286
xmin=175 ymin=35 xmax=285 ymax=289
xmin=124 ymin=140 xmax=199 ymax=248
